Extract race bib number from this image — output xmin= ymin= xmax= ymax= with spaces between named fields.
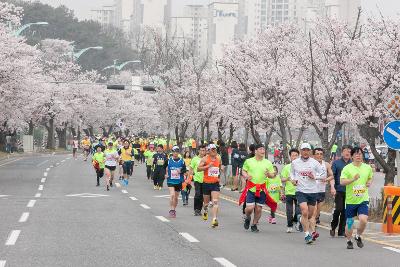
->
xmin=299 ymin=171 xmax=312 ymax=180
xmin=208 ymin=167 xmax=220 ymax=177
xmin=171 ymin=169 xmax=180 ymax=179
xmin=352 ymin=185 xmax=366 ymax=197
xmin=269 ymin=184 xmax=279 ymax=193
xmin=157 ymin=159 xmax=164 ymax=166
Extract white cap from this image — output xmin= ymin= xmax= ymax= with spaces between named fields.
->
xmin=208 ymin=144 xmax=217 ymax=150
xmin=172 ymin=146 xmax=179 ymax=152
xmin=300 ymin=143 xmax=312 ymax=150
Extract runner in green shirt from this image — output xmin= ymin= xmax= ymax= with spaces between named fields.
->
xmin=280 ymin=148 xmax=301 ymax=233
xmin=266 ymin=165 xmax=283 ymax=224
xmin=331 ymin=143 xmax=338 ymax=160
xmin=92 ymin=146 xmax=105 ymax=187
xmin=189 ymin=145 xmax=206 ymax=216
xmin=144 ymin=145 xmax=156 ymax=180
xmin=340 ymin=147 xmax=373 ymax=250
xmin=242 ymin=144 xmax=275 ymax=233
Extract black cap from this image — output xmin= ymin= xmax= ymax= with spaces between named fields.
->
xmin=254 ymin=144 xmax=265 ymax=150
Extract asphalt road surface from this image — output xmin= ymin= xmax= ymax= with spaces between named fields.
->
xmin=0 ymin=154 xmax=399 ymax=267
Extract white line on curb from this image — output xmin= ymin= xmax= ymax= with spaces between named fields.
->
xmin=46 ymin=168 xmax=50 ymax=171
xmin=383 ymin=246 xmax=400 ymax=254
xmin=41 ymin=178 xmax=46 ymax=183
xmin=0 ymin=260 xmax=6 ymax=267
xmin=214 ymin=258 xmax=237 ymax=267
xmin=50 ymin=165 xmax=54 ymax=168
xmin=121 ymin=190 xmax=128 ymax=194
xmin=35 ymin=193 xmax=41 ymax=198
xmin=179 ymin=233 xmax=199 ymax=243
xmin=38 ymin=185 xmax=44 ymax=191
xmin=129 ymin=197 xmax=138 ymax=201
xmin=27 ymin=200 xmax=36 ymax=208
xmin=155 ymin=216 xmax=170 ymax=222
xmin=19 ymin=212 xmax=29 ymax=223
xmin=43 ymin=172 xmax=48 ymax=177
xmin=140 ymin=204 xmax=151 ymax=209
xmin=5 ymin=230 xmax=21 ymax=245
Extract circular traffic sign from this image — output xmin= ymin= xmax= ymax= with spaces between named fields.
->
xmin=383 ymin=120 xmax=400 ymax=150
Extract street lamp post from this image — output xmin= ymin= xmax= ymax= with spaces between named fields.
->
xmin=68 ymin=46 xmax=103 ymax=61
xmin=103 ymin=60 xmax=142 ymax=75
xmin=14 ymin=22 xmax=49 ymax=37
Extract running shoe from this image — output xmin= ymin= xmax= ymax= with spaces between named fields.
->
xmin=295 ymin=222 xmax=300 ymax=231
xmin=153 ymin=186 xmax=158 ymax=190
xmin=330 ymin=229 xmax=335 ymax=237
xmin=106 ymin=185 xmax=109 ymax=191
xmin=251 ymin=224 xmax=259 ymax=233
xmin=194 ymin=210 xmax=201 ymax=216
xmin=286 ymin=227 xmax=293 ymax=233
xmin=355 ymin=235 xmax=364 ymax=248
xmin=211 ymin=218 xmax=219 ymax=228
xmin=305 ymin=234 xmax=313 ymax=244
xmin=202 ymin=212 xmax=208 ymax=221
xmin=169 ymin=210 xmax=175 ymax=218
xmin=244 ymin=216 xmax=251 ymax=230
xmin=267 ymin=216 xmax=272 ymax=224
xmin=271 ymin=218 xmax=277 ymax=224
xmin=110 ymin=181 xmax=113 ymax=187
xmin=312 ymin=231 xmax=320 ymax=241
xmin=347 ymin=240 xmax=354 ymax=249
xmin=96 ymin=183 xmax=100 ymax=187
xmin=158 ymin=187 xmax=162 ymax=191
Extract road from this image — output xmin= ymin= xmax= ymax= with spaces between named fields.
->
xmin=0 ymin=154 xmax=399 ymax=267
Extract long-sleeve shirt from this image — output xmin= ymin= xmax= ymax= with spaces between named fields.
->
xmin=332 ymin=158 xmax=351 ymax=192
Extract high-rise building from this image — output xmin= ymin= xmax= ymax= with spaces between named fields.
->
xmin=91 ymin=5 xmax=116 ymax=29
xmin=140 ymin=0 xmax=171 ymax=34
xmin=208 ymin=0 xmax=239 ymax=60
xmin=114 ymin=0 xmax=135 ymax=34
xmin=170 ymin=5 xmax=208 ymax=58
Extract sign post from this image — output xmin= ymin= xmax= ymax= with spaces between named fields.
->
xmin=383 ymin=120 xmax=400 ymax=186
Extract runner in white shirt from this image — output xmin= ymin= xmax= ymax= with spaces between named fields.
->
xmin=290 ymin=143 xmax=324 ymax=244
xmin=310 ymin=148 xmax=333 ymax=241
xmin=72 ymin=137 xmax=79 ymax=160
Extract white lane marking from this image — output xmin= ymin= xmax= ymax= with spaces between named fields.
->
xmin=38 ymin=185 xmax=44 ymax=191
xmin=66 ymin=157 xmax=70 ymax=160
xmin=43 ymin=172 xmax=48 ymax=177
xmin=383 ymin=246 xmax=400 ymax=253
xmin=37 ymin=160 xmax=49 ymax=167
xmin=50 ymin=165 xmax=54 ymax=168
xmin=5 ymin=230 xmax=21 ymax=245
xmin=0 ymin=158 xmax=21 ymax=168
xmin=115 ymin=183 xmax=121 ymax=188
xmin=121 ymin=190 xmax=128 ymax=194
xmin=35 ymin=193 xmax=41 ymax=198
xmin=46 ymin=168 xmax=50 ymax=171
xmin=27 ymin=200 xmax=36 ymax=208
xmin=19 ymin=212 xmax=30 ymax=223
xmin=56 ymin=163 xmax=59 ymax=165
xmin=0 ymin=260 xmax=6 ymax=267
xmin=179 ymin=233 xmax=199 ymax=243
xmin=140 ymin=204 xmax=151 ymax=209
xmin=61 ymin=160 xmax=65 ymax=163
xmin=155 ymin=216 xmax=170 ymax=222
xmin=0 ymin=195 xmax=10 ymax=198
xmin=129 ymin=196 xmax=138 ymax=201
xmin=66 ymin=193 xmax=109 ymax=198
xmin=41 ymin=178 xmax=46 ymax=183
xmin=214 ymin=258 xmax=237 ymax=267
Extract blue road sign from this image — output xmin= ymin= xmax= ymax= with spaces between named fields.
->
xmin=383 ymin=120 xmax=400 ymax=150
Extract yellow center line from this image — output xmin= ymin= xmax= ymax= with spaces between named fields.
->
xmin=220 ymin=193 xmax=400 ymax=249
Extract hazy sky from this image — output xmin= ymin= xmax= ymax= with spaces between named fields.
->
xmin=35 ymin=0 xmax=400 ymax=20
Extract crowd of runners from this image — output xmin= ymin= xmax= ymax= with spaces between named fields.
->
xmin=73 ymin=135 xmax=373 ymax=249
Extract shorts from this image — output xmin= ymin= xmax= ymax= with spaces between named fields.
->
xmin=316 ymin=192 xmax=326 ymax=203
xmin=295 ymin=191 xmax=317 ymax=206
xmin=202 ymin=183 xmax=220 ymax=195
xmin=73 ymin=148 xmax=77 ymax=153
xmin=246 ymin=190 xmax=266 ymax=207
xmin=105 ymin=165 xmax=116 ymax=171
xmin=345 ymin=201 xmax=369 ymax=218
xmin=168 ymin=183 xmax=182 ymax=192
xmin=122 ymin=161 xmax=133 ymax=175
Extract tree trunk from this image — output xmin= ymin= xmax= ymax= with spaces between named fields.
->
xmin=249 ymin=117 xmax=262 ymax=144
xmin=28 ymin=119 xmax=34 ymax=135
xmin=88 ymin=126 xmax=93 ymax=137
xmin=228 ymin=122 xmax=235 ymax=145
xmin=217 ymin=117 xmax=225 ymax=141
xmin=313 ymin=122 xmax=342 ymax=162
xmin=83 ymin=129 xmax=90 ymax=137
xmin=124 ymin=129 xmax=130 ymax=137
xmin=107 ymin=125 xmax=114 ymax=136
xmin=265 ymin=127 xmax=274 ymax=158
xmin=244 ymin=128 xmax=249 ymax=148
xmin=277 ymin=117 xmax=290 ymax=164
xmin=358 ymin=120 xmax=395 ymax=185
xmin=56 ymin=125 xmax=67 ymax=149
xmin=70 ymin=127 xmax=77 ymax=138
xmin=206 ymin=120 xmax=211 ymax=141
xmin=295 ymin=126 xmax=306 ymax=149
xmin=101 ymin=127 xmax=107 ymax=137
xmin=175 ymin=125 xmax=180 ymax=149
xmin=46 ymin=118 xmax=55 ymax=150
xmin=200 ymin=121 xmax=206 ymax=144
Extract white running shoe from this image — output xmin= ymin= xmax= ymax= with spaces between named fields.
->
xmin=286 ymin=227 xmax=293 ymax=233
